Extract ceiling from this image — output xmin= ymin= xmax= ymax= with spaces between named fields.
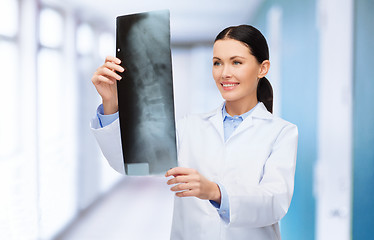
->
xmin=43 ymin=0 xmax=263 ymax=44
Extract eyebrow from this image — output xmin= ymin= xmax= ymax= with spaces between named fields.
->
xmin=213 ymin=56 xmax=246 ymax=60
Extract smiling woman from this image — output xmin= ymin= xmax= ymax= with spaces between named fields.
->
xmin=91 ymin=24 xmax=298 ymax=240
xmin=213 ymin=25 xmax=272 ymax=115
xmin=212 ymin=39 xmax=268 ymax=115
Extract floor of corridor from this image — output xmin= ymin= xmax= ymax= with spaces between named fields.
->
xmin=55 ymin=177 xmax=174 ymax=240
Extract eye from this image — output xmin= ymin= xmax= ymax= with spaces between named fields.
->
xmin=233 ymin=61 xmax=242 ymax=65
xmin=213 ymin=61 xmax=222 ymax=66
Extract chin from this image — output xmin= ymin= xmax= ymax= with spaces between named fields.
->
xmin=221 ymin=96 xmax=240 ymax=103
xmin=220 ymin=92 xmax=239 ymax=102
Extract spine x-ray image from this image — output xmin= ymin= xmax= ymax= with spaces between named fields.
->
xmin=116 ymin=10 xmax=177 ymax=175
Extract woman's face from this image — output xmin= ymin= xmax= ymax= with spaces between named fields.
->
xmin=212 ymin=39 xmax=268 ymax=107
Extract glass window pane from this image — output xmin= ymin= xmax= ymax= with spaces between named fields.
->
xmin=39 ymin=8 xmax=64 ymax=48
xmin=76 ymin=23 xmax=94 ymax=55
xmin=99 ymin=32 xmax=115 ymax=59
xmin=0 ymin=40 xmax=19 ymax=158
xmin=38 ymin=49 xmax=63 ymax=140
xmin=37 ymin=48 xmax=77 ymax=239
xmin=0 ymin=0 xmax=18 ymax=37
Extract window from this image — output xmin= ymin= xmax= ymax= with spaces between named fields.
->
xmin=77 ymin=23 xmax=95 ymax=56
xmin=76 ymin=23 xmax=121 ymax=203
xmin=0 ymin=1 xmax=39 ymax=240
xmin=39 ymin=8 xmax=64 ymax=48
xmin=0 ymin=0 xmax=19 ymax=159
xmin=37 ymin=7 xmax=78 ymax=239
xmin=99 ymin=31 xmax=115 ymax=59
xmin=0 ymin=41 xmax=19 ymax=158
xmin=0 ymin=3 xmax=122 ymax=239
xmin=0 ymin=0 xmax=18 ymax=37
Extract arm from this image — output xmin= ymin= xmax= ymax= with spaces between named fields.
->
xmin=91 ymin=114 xmax=125 ymax=174
xmin=90 ymin=56 xmax=126 ymax=174
xmin=227 ymin=124 xmax=298 ymax=227
xmin=91 ymin=55 xmax=124 ymax=115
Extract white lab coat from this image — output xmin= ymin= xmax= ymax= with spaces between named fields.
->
xmin=91 ymin=102 xmax=298 ymax=240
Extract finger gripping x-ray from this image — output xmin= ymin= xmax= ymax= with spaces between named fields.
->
xmin=116 ymin=10 xmax=177 ymax=175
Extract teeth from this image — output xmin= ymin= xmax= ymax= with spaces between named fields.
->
xmin=222 ymin=83 xmax=238 ymax=87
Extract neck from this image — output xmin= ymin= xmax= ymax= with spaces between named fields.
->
xmin=225 ymin=98 xmax=258 ymax=116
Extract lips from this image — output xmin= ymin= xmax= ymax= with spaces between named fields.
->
xmin=221 ymin=82 xmax=239 ymax=90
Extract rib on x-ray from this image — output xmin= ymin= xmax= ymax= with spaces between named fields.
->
xmin=116 ymin=10 xmax=177 ymax=175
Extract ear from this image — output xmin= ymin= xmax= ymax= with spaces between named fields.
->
xmin=258 ymin=60 xmax=270 ymax=78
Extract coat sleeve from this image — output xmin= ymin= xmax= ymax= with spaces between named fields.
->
xmin=175 ymin=115 xmax=189 ymax=153
xmin=226 ymin=123 xmax=298 ymax=228
xmin=90 ymin=116 xmax=126 ymax=175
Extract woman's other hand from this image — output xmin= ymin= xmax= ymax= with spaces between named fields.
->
xmin=166 ymin=167 xmax=221 ymax=203
xmin=91 ymin=56 xmax=125 ymax=115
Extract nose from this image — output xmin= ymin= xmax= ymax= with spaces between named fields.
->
xmin=221 ymin=65 xmax=232 ymax=79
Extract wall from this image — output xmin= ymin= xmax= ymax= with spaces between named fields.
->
xmin=252 ymin=0 xmax=374 ymax=239
xmin=352 ymin=0 xmax=374 ymax=238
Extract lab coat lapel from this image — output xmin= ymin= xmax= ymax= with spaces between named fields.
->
xmin=228 ymin=102 xmax=273 ymax=141
xmin=226 ymin=115 xmax=254 ymax=142
xmin=205 ymin=103 xmax=225 ymax=142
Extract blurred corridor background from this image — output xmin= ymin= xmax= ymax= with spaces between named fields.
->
xmin=0 ymin=0 xmax=373 ymax=239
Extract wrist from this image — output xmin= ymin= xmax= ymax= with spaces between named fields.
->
xmin=102 ymin=99 xmax=118 ymax=115
xmin=210 ymin=182 xmax=221 ymax=203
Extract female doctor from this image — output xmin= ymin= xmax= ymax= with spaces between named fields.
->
xmin=91 ymin=25 xmax=298 ymax=240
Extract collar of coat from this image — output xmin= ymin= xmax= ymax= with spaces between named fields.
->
xmin=201 ymin=101 xmax=273 ymax=120
xmin=201 ymin=102 xmax=273 ymax=141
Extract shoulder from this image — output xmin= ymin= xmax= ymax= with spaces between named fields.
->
xmin=252 ymin=103 xmax=298 ymax=139
xmin=266 ymin=113 xmax=298 ymax=149
xmin=176 ymin=104 xmax=223 ymax=127
xmin=272 ymin=116 xmax=298 ymax=140
xmin=272 ymin=115 xmax=297 ymax=130
xmin=255 ymin=102 xmax=296 ymax=125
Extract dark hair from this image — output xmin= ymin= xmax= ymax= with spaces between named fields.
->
xmin=214 ymin=25 xmax=273 ymax=113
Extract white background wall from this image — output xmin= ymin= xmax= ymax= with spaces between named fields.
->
xmin=316 ymin=0 xmax=354 ymax=239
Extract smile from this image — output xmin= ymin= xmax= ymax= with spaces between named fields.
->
xmin=221 ymin=82 xmax=239 ymax=90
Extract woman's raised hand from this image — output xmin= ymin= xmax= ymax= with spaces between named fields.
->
xmin=166 ymin=167 xmax=221 ymax=203
xmin=91 ymin=56 xmax=125 ymax=115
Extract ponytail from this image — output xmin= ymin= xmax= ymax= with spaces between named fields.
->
xmin=257 ymin=77 xmax=273 ymax=113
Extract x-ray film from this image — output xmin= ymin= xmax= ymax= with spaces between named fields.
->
xmin=116 ymin=10 xmax=177 ymax=175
